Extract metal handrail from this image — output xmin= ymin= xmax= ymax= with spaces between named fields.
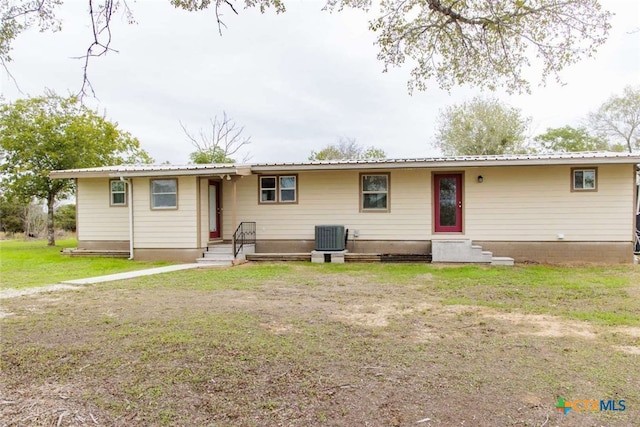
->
xmin=233 ymin=222 xmax=256 ymax=258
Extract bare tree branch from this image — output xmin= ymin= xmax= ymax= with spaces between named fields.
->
xmin=180 ymin=111 xmax=252 ymax=164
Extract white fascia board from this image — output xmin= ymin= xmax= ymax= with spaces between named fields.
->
xmin=107 ymin=168 xmax=239 ymax=178
xmin=50 ymin=166 xmax=240 ymax=179
xmin=250 ymin=157 xmax=640 ymax=173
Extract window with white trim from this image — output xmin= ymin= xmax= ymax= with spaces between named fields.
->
xmin=110 ymin=180 xmax=127 ymax=206
xmin=259 ymin=175 xmax=297 ymax=203
xmin=572 ymin=168 xmax=597 ymax=191
xmin=361 ymin=173 xmax=389 ymax=211
xmin=151 ymin=179 xmax=178 ymax=209
xmin=279 ymin=176 xmax=296 ymax=202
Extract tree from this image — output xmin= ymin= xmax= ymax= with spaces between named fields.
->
xmin=308 ymin=137 xmax=386 ymax=161
xmin=0 ymin=92 xmax=152 ymax=246
xmin=588 ymin=86 xmax=640 ymax=153
xmin=181 ymin=112 xmax=251 ymax=164
xmin=0 ymin=192 xmax=26 ymax=234
xmin=1 ymin=1 xmax=612 ymax=95
xmin=54 ymin=203 xmax=76 ymax=232
xmin=533 ymin=126 xmax=612 ymax=152
xmin=0 ymin=192 xmax=47 ymax=237
xmin=435 ymin=97 xmax=530 ymax=156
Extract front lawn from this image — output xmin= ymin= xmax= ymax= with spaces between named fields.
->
xmin=0 ymin=239 xmax=171 ymax=288
xmin=1 ymin=263 xmax=639 ymax=426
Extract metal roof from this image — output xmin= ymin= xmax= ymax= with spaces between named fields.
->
xmin=50 ymin=163 xmax=248 ymax=178
xmin=249 ymin=151 xmax=640 ymax=171
xmin=49 ymin=152 xmax=640 ymax=178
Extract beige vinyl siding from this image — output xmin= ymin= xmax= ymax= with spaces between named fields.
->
xmin=464 ymin=164 xmax=634 ymax=241
xmin=221 ymin=169 xmax=432 ymax=241
xmin=77 ymin=178 xmax=129 ymax=240
xmin=220 ymin=164 xmax=634 ymax=243
xmin=133 ymin=176 xmax=199 ymax=248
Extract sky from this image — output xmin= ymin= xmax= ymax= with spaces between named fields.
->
xmin=1 ymin=0 xmax=639 ymax=164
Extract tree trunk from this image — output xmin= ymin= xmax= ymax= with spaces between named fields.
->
xmin=47 ymin=194 xmax=55 ymax=246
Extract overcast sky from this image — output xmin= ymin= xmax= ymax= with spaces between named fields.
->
xmin=2 ymin=0 xmax=639 ymax=164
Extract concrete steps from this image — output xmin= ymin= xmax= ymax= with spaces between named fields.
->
xmin=197 ymin=243 xmax=255 ymax=267
xmin=432 ymin=240 xmax=514 ymax=266
xmin=490 ymin=256 xmax=515 ymax=266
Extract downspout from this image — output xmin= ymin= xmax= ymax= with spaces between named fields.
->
xmin=121 ymin=176 xmax=134 ymax=260
xmin=232 ymin=176 xmax=238 ymax=258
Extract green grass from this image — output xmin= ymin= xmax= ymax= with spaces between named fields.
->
xmin=0 ymin=239 xmax=172 ymax=289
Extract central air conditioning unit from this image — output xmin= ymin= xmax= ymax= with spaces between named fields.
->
xmin=315 ymin=225 xmax=346 ymax=251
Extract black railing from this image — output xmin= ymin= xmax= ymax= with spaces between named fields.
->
xmin=233 ymin=222 xmax=256 ymax=258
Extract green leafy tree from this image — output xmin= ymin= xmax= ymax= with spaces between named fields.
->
xmin=0 ymin=92 xmax=152 ymax=246
xmin=181 ymin=112 xmax=251 ymax=164
xmin=435 ymin=97 xmax=530 ymax=156
xmin=588 ymin=86 xmax=640 ymax=153
xmin=533 ymin=126 xmax=611 ymax=152
xmin=0 ymin=192 xmax=26 ymax=234
xmin=308 ymin=137 xmax=386 ymax=161
xmin=189 ymin=148 xmax=235 ymax=164
xmin=1 ymin=1 xmax=611 ymax=95
xmin=54 ymin=203 xmax=76 ymax=232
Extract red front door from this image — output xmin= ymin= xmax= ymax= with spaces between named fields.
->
xmin=434 ymin=174 xmax=463 ymax=233
xmin=209 ymin=181 xmax=221 ymax=239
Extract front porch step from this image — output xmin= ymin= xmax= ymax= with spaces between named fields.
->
xmin=198 ymin=243 xmax=234 ymax=267
xmin=432 ymin=240 xmax=491 ymax=263
xmin=202 ymin=252 xmax=235 ymax=260
xmin=196 ymin=258 xmax=234 ymax=267
xmin=197 ymin=243 xmax=256 ymax=266
xmin=205 ymin=243 xmax=234 ymax=254
xmin=491 ymin=256 xmax=515 ymax=266
xmin=432 ymin=240 xmax=513 ymax=266
xmin=61 ymin=248 xmax=130 ymax=258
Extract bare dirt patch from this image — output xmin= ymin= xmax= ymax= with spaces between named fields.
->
xmin=481 ymin=310 xmax=597 ymax=339
xmin=0 ymin=284 xmax=82 ymax=299
xmin=612 ymin=346 xmax=640 ymax=355
xmin=334 ymin=301 xmax=434 ymax=328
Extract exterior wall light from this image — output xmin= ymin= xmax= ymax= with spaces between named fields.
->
xmin=477 ymin=175 xmax=484 ymax=183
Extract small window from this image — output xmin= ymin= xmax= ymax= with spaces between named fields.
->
xmin=572 ymin=168 xmax=597 ymax=191
xmin=110 ymin=180 xmax=127 ymax=206
xmin=259 ymin=175 xmax=297 ymax=204
xmin=279 ymin=176 xmax=297 ymax=202
xmin=260 ymin=176 xmax=277 ymax=203
xmin=151 ymin=179 xmax=178 ymax=209
xmin=361 ymin=173 xmax=389 ymax=211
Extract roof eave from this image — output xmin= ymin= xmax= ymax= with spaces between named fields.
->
xmin=251 ymin=156 xmax=640 ymax=172
xmin=50 ymin=165 xmax=250 ymax=179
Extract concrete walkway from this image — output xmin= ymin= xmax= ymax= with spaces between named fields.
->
xmin=1 ymin=264 xmax=201 ymax=300
xmin=60 ymin=264 xmax=201 ymax=285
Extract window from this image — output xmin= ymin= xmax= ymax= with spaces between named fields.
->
xmin=280 ymin=176 xmax=296 ymax=202
xmin=110 ymin=180 xmax=127 ymax=206
xmin=361 ymin=173 xmax=389 ymax=211
xmin=572 ymin=168 xmax=597 ymax=191
xmin=151 ymin=179 xmax=178 ymax=209
xmin=260 ymin=176 xmax=277 ymax=202
xmin=259 ymin=175 xmax=297 ymax=203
